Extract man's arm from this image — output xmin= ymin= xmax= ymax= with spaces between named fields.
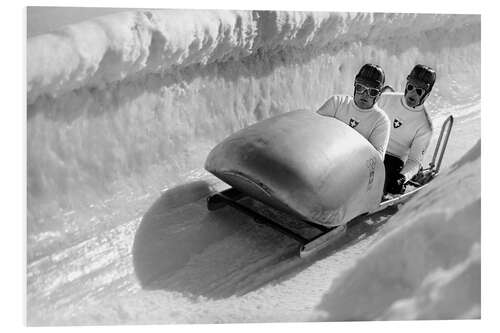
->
xmin=316 ymin=95 xmax=344 ymax=118
xmin=368 ymin=115 xmax=391 ymax=159
xmin=400 ymin=125 xmax=432 ymax=180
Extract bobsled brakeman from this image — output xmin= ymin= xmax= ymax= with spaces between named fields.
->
xmin=205 ymin=110 xmax=453 ymax=257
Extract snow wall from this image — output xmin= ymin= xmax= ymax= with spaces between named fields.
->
xmin=314 ymin=140 xmax=481 ymax=320
xmin=27 ymin=10 xmax=480 ymax=243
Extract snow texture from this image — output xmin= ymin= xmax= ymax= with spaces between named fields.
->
xmin=27 ymin=10 xmax=479 ymax=103
xmin=27 ymin=8 xmax=481 ymax=325
xmin=314 ymin=141 xmax=481 ymax=320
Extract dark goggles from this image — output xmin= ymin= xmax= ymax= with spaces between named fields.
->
xmin=406 ymin=83 xmax=427 ymax=97
xmin=354 ymin=83 xmax=380 ymax=97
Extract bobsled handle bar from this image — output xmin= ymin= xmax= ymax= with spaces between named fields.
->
xmin=408 ymin=115 xmax=454 ymax=187
xmin=429 ymin=115 xmax=454 ymax=174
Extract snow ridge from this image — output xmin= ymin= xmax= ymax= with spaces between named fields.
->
xmin=315 ymin=141 xmax=481 ymax=320
xmin=27 ymin=10 xmax=479 ymax=104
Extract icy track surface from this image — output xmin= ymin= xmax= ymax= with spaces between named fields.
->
xmin=27 ymin=9 xmax=480 ymax=325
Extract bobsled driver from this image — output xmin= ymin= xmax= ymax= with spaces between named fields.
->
xmin=378 ymin=64 xmax=436 ymax=194
xmin=317 ymin=63 xmax=391 ymax=159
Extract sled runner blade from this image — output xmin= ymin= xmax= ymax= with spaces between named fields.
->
xmin=375 ymin=183 xmax=429 ymax=213
xmin=209 ymin=191 xmax=309 ymax=244
xmin=299 ymin=224 xmax=347 ymax=257
xmin=208 ymin=190 xmax=349 ymax=256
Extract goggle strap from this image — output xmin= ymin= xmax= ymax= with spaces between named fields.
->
xmin=380 ymin=85 xmax=395 ymax=93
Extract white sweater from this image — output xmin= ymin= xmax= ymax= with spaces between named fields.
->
xmin=377 ymin=92 xmax=433 ymax=179
xmin=316 ymin=95 xmax=390 ymax=159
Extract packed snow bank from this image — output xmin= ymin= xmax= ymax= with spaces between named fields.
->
xmin=27 ymin=10 xmax=479 ymax=103
xmin=314 ymin=140 xmax=481 ymax=320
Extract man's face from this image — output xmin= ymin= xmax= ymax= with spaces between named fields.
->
xmin=404 ymin=80 xmax=429 ymax=107
xmin=353 ymin=82 xmax=380 ymax=109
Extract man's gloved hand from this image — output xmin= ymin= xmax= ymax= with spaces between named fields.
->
xmin=388 ymin=174 xmax=407 ymax=194
xmin=395 ymin=174 xmax=407 ymax=194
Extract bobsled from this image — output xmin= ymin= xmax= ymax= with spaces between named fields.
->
xmin=204 ymin=110 xmax=453 ymax=256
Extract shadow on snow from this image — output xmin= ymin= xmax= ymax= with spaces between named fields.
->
xmin=132 ymin=179 xmax=400 ymax=300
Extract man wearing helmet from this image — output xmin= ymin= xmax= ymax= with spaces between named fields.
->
xmin=317 ymin=64 xmax=391 ymax=159
xmin=378 ymin=64 xmax=436 ymax=194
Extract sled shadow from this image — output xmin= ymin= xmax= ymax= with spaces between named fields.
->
xmin=132 ymin=180 xmax=245 ymax=287
xmin=132 ymin=180 xmax=299 ymax=299
xmin=342 ymin=205 xmax=400 ymax=246
xmin=236 ymin=205 xmax=401 ymax=294
xmin=133 ymin=180 xmax=400 ymax=300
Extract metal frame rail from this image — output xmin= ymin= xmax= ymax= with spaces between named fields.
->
xmin=430 ymin=115 xmax=454 ymax=174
